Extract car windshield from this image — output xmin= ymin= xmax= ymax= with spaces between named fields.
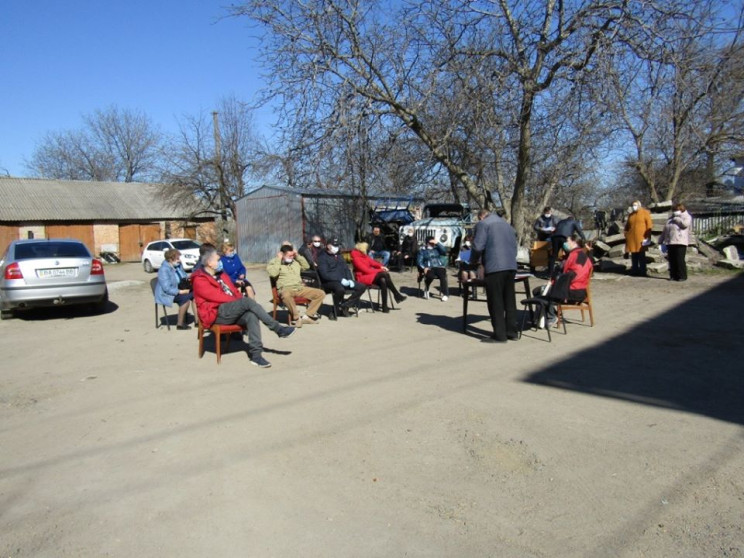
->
xmin=15 ymin=242 xmax=90 ymax=260
xmin=425 ymin=205 xmax=465 ymax=218
xmin=171 ymin=240 xmax=200 ymax=250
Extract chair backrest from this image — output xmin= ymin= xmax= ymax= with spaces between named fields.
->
xmin=269 ymin=276 xmax=280 ymax=302
xmin=150 ymin=277 xmax=159 ymax=299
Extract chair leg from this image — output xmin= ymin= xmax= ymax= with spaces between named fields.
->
xmin=162 ymin=305 xmax=170 ymax=331
xmin=198 ymin=325 xmax=205 ymax=358
xmin=155 ymin=304 xmax=159 ymax=329
xmin=215 ymin=328 xmax=222 ymax=364
xmin=367 ymin=290 xmax=376 ymax=312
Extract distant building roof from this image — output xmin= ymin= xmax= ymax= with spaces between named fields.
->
xmin=0 ymin=177 xmax=208 ymax=222
xmin=240 ymin=184 xmax=425 ymax=202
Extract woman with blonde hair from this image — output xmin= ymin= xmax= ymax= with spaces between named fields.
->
xmin=350 ymin=242 xmax=406 ymax=313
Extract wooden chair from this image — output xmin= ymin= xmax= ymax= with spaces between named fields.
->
xmin=197 ymin=321 xmax=245 ymax=364
xmin=150 ymin=277 xmax=170 ymax=330
xmin=556 ymin=270 xmax=595 ymax=327
xmin=270 ymin=276 xmax=311 ymax=324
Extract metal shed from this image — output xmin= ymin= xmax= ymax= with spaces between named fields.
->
xmin=235 ymin=185 xmax=422 ymax=263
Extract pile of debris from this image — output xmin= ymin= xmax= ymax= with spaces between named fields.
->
xmin=590 ymin=200 xmax=742 ymax=274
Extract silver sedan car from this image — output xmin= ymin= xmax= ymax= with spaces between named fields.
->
xmin=0 ymin=239 xmax=108 ymax=319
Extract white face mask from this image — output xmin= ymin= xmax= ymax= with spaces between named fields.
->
xmin=631 ymin=204 xmax=639 ymax=212
xmin=329 ymin=246 xmax=339 ymax=255
xmin=464 ymin=241 xmax=471 ymax=248
xmin=312 ymin=241 xmax=321 ymax=247
xmin=544 ymin=213 xmax=551 ymax=219
xmin=283 ymin=257 xmax=294 ymax=264
xmin=673 ymin=210 xmax=682 ymax=216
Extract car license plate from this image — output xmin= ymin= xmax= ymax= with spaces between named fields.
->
xmin=38 ymin=268 xmax=77 ymax=278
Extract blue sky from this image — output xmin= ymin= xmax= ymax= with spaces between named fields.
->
xmin=0 ymin=0 xmax=275 ymax=177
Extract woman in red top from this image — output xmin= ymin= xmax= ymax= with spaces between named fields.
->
xmin=350 ymin=242 xmax=407 ymax=313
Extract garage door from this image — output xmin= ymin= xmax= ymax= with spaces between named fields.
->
xmin=46 ymin=224 xmax=95 ymax=255
xmin=119 ymin=224 xmax=161 ymax=261
xmin=0 ymin=225 xmax=18 ymax=255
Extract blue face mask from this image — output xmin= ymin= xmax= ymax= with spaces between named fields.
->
xmin=215 ymin=261 xmax=224 ymax=273
xmin=224 ymin=253 xmax=235 ymax=259
xmin=562 ymin=242 xmax=571 ymax=253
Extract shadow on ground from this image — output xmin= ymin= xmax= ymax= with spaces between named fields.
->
xmin=523 ymin=273 xmax=744 ymax=425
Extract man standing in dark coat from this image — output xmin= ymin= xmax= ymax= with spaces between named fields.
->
xmin=471 ymin=208 xmax=519 ymax=343
xmin=549 ymin=214 xmax=586 ymax=275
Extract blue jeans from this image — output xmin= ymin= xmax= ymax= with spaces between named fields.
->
xmin=369 ymin=250 xmax=390 ymax=266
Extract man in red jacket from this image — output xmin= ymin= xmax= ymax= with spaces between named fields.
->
xmin=192 ymin=247 xmax=295 ymax=368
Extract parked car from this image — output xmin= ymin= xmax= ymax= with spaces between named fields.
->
xmin=401 ymin=203 xmax=474 ymax=264
xmin=141 ymin=239 xmax=201 ymax=272
xmin=0 ymin=239 xmax=108 ymax=319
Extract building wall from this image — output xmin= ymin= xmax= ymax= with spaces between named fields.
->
xmin=236 ymin=190 xmax=303 ymax=263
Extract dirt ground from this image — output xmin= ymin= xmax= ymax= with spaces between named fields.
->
xmin=1 ymin=262 xmax=743 ymax=557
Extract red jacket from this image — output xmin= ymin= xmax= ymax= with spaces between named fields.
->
xmin=350 ymin=249 xmax=383 ymax=286
xmin=192 ymin=268 xmax=241 ymax=327
xmin=563 ymin=248 xmax=592 ymax=291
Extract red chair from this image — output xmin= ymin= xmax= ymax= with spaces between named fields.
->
xmin=198 ymin=322 xmax=245 ymax=364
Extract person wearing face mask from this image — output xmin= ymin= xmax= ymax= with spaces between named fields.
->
xmin=220 ymin=242 xmax=254 ymax=297
xmin=659 ymin=203 xmax=693 ymax=281
xmin=532 ymin=233 xmax=592 ymax=328
xmin=317 ymin=238 xmax=367 ymax=318
xmin=624 ymin=200 xmax=653 ymax=277
xmin=299 ymin=235 xmax=324 ymax=270
xmin=155 ymin=249 xmax=195 ymax=330
xmin=267 ymin=243 xmax=326 ymax=325
xmin=398 ymin=229 xmax=419 ymax=271
xmin=456 ymin=234 xmax=478 ymax=286
xmin=549 ymin=213 xmax=586 ymax=276
xmin=350 ymin=242 xmax=407 ymax=313
xmin=191 ymin=248 xmax=296 ymax=368
xmin=533 ymin=207 xmax=557 ymax=241
xmin=416 ymin=236 xmax=450 ymax=301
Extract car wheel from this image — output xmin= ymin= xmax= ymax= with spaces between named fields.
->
xmin=0 ymin=308 xmax=13 ymax=320
xmin=143 ymin=259 xmax=154 ymax=273
xmin=90 ymin=288 xmax=109 ymax=314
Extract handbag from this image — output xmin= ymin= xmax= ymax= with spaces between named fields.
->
xmin=548 ymin=271 xmax=575 ymax=303
xmin=178 ymin=278 xmax=192 ymax=291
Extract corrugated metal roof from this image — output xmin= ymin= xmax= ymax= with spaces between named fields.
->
xmin=240 ymin=184 xmax=425 ymax=202
xmin=0 ymin=177 xmax=207 ymax=222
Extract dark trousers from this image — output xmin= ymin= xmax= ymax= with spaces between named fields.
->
xmin=373 ymin=272 xmax=402 ymax=309
xmin=484 ymin=270 xmax=517 ymax=340
xmin=548 ymin=236 xmax=566 ymax=275
xmin=214 ymin=297 xmax=281 ymax=358
xmin=667 ymin=245 xmax=687 ymax=281
xmin=324 ymin=280 xmax=366 ymax=309
xmin=424 ymin=267 xmax=449 ymax=296
xmin=630 ymin=251 xmax=647 ymax=275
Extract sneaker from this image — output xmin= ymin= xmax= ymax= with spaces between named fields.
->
xmin=290 ymin=318 xmax=302 ymax=328
xmin=301 ymin=315 xmax=319 ymax=325
xmin=249 ymin=355 xmax=272 ymax=368
xmin=423 ymin=290 xmax=430 ymax=300
xmin=441 ymin=295 xmax=449 ymax=302
xmin=306 ymin=313 xmax=322 ymax=321
xmin=277 ymin=326 xmax=296 ymax=339
xmin=546 ymin=317 xmax=558 ymax=328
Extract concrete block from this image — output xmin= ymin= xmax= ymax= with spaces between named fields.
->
xmin=603 ymin=233 xmax=626 ymax=246
xmin=608 ymin=245 xmax=626 ymax=258
xmin=592 ymin=240 xmax=611 ymax=256
xmin=716 ymin=259 xmax=744 ymax=270
xmin=649 ymin=200 xmax=673 ymax=211
xmin=722 ymin=246 xmax=740 ymax=261
xmin=647 ymin=262 xmax=669 ymax=274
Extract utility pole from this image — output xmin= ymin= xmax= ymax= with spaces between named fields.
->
xmin=212 ymin=111 xmax=228 ymax=242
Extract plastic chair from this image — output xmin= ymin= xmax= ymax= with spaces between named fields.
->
xmin=150 ymin=277 xmax=170 ymax=330
xmin=197 ymin=321 xmax=245 ymax=364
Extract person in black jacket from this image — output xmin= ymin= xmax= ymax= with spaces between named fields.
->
xmin=317 ymin=238 xmax=367 ymax=318
xmin=367 ymin=226 xmax=390 ymax=266
xmin=298 ymin=235 xmax=324 ymax=270
xmin=549 ymin=214 xmax=586 ymax=275
xmin=533 ymin=207 xmax=557 ymax=241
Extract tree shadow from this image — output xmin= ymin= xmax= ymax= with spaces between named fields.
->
xmin=523 ymin=273 xmax=744 ymax=425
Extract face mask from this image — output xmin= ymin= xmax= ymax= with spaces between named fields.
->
xmin=283 ymin=257 xmax=294 ymax=264
xmin=631 ymin=205 xmax=639 ymax=212
xmin=464 ymin=242 xmax=471 ymax=248
xmin=329 ymin=246 xmax=339 ymax=255
xmin=312 ymin=241 xmax=321 ymax=247
xmin=673 ymin=210 xmax=681 ymax=216
xmin=224 ymin=252 xmax=235 ymax=259
xmin=562 ymin=242 xmax=571 ymax=253
xmin=544 ymin=213 xmax=551 ymax=219
xmin=214 ymin=260 xmax=224 ymax=272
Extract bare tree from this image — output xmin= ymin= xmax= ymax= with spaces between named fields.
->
xmin=26 ymin=106 xmax=161 ymax=182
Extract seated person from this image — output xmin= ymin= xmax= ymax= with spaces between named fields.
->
xmin=416 ymin=236 xmax=450 ymax=301
xmin=533 ymin=232 xmax=592 ymax=327
xmin=317 ymin=238 xmax=366 ymax=318
xmin=155 ymin=248 xmax=194 ymax=330
xmin=192 ymin=248 xmax=295 ymax=368
xmin=220 ymin=242 xmax=254 ymax=297
xmin=266 ymin=243 xmax=325 ymax=326
xmin=455 ymin=235 xmax=478 ymax=284
xmin=191 ymin=242 xmax=216 ymax=274
xmin=298 ymin=234 xmax=324 ymax=270
xmin=398 ymin=229 xmax=418 ymax=271
xmin=350 ymin=242 xmax=407 ymax=313
xmin=367 ymin=226 xmax=390 ymax=266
